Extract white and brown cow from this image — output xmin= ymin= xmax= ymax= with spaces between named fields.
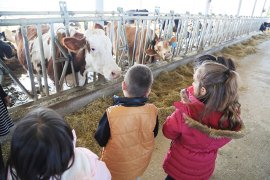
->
xmin=15 ymin=24 xmax=121 ymax=90
xmin=104 ymin=22 xmax=176 ymax=64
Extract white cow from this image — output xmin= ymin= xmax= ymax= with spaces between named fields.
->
xmin=62 ymin=28 xmax=121 ymax=85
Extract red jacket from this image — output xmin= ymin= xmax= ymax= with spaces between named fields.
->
xmin=162 ymin=89 xmax=245 ymax=180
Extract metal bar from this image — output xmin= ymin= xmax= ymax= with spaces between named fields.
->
xmin=49 ymin=23 xmax=60 ymax=92
xmin=0 ymin=59 xmax=34 ymax=99
xmin=132 ymin=19 xmax=140 ymax=65
xmin=0 ymin=10 xmax=121 ymax=16
xmin=138 ymin=19 xmax=146 ymax=64
xmin=37 ymin=24 xmax=50 ymax=96
xmin=54 ymin=39 xmax=70 ymax=89
xmin=60 ymin=1 xmax=77 ymax=87
xmin=21 ymin=26 xmax=38 ymax=100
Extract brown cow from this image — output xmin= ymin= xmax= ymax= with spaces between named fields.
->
xmin=104 ymin=22 xmax=176 ymax=64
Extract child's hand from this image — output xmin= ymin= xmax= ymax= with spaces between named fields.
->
xmin=180 ymin=89 xmax=190 ymax=103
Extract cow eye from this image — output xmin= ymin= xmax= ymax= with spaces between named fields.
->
xmin=91 ymin=48 xmax=95 ymax=51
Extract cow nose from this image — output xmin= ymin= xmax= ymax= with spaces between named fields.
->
xmin=164 ymin=52 xmax=172 ymax=59
xmin=111 ymin=70 xmax=121 ymax=79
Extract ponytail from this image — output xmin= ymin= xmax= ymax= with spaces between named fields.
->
xmin=195 ymin=62 xmax=241 ymax=130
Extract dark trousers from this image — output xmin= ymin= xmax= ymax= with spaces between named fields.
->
xmin=165 ymin=175 xmax=174 ymax=180
xmin=0 ymin=144 xmax=5 ymax=180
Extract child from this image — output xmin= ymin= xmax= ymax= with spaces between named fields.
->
xmin=0 ymin=84 xmax=13 ymax=180
xmin=0 ymin=85 xmax=14 ymax=136
xmin=163 ymin=62 xmax=245 ymax=180
xmin=95 ymin=64 xmax=159 ymax=180
xmin=0 ymin=84 xmax=13 ymax=137
xmin=194 ymin=54 xmax=236 ymax=71
xmin=181 ymin=55 xmax=237 ymax=102
xmin=6 ymin=107 xmax=111 ymax=180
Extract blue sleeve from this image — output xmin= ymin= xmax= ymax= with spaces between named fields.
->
xmin=94 ymin=112 xmax=111 ymax=147
xmin=0 ymin=40 xmax=13 ymax=59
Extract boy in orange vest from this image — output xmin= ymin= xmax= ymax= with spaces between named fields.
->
xmin=95 ymin=64 xmax=159 ymax=180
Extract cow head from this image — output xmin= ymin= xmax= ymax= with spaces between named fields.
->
xmin=62 ymin=28 xmax=121 ymax=80
xmin=145 ymin=36 xmax=177 ymax=61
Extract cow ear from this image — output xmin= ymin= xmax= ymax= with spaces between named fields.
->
xmin=163 ymin=41 xmax=169 ymax=48
xmin=69 ymin=29 xmax=84 ymax=39
xmin=62 ymin=37 xmax=86 ymax=52
xmin=145 ymin=48 xmax=158 ymax=56
xmin=94 ymin=23 xmax=104 ymax=30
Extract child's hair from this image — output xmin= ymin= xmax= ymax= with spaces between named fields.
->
xmin=195 ymin=54 xmax=217 ymax=66
xmin=216 ymin=56 xmax=236 ymax=71
xmin=194 ymin=54 xmax=236 ymax=71
xmin=7 ymin=107 xmax=74 ymax=180
xmin=124 ymin=64 xmax=153 ymax=97
xmin=194 ymin=62 xmax=241 ymax=130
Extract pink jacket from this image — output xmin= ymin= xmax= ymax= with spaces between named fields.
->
xmin=7 ymin=147 xmax=111 ymax=180
xmin=162 ymin=90 xmax=245 ymax=180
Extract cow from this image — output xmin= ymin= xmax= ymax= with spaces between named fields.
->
xmin=123 ymin=25 xmax=176 ymax=63
xmin=0 ymin=40 xmax=15 ymax=60
xmin=104 ymin=22 xmax=176 ymax=64
xmin=0 ymin=39 xmax=17 ymax=84
xmin=259 ymin=22 xmax=270 ymax=32
xmin=15 ymin=24 xmax=121 ymax=92
xmin=0 ymin=29 xmax=16 ymax=44
xmin=0 ymin=30 xmax=17 ymax=59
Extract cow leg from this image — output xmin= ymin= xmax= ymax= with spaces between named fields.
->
xmin=97 ymin=73 xmax=106 ymax=83
xmin=77 ymin=72 xmax=87 ymax=86
xmin=36 ymin=75 xmax=44 ymax=96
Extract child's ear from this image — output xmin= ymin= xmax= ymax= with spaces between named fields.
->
xmin=145 ymin=89 xmax=151 ymax=97
xmin=122 ymin=81 xmax=127 ymax=91
xmin=200 ymin=87 xmax=207 ymax=96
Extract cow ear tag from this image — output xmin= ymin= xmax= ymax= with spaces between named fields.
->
xmin=171 ymin=42 xmax=177 ymax=48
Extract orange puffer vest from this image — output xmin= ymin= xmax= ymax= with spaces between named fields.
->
xmin=101 ymin=103 xmax=158 ymax=180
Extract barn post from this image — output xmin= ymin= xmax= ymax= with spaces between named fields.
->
xmin=204 ymin=0 xmax=211 ymax=15
xmin=96 ymin=0 xmax=104 ymax=26
xmin=252 ymin=0 xmax=258 ymax=16
xmin=261 ymin=0 xmax=268 ymax=16
xmin=237 ymin=0 xmax=243 ymax=16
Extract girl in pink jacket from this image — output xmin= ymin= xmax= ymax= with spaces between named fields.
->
xmin=163 ymin=62 xmax=245 ymax=180
xmin=6 ymin=107 xmax=111 ymax=180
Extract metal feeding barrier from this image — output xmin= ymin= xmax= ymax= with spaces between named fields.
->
xmin=0 ymin=1 xmax=267 ymax=107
